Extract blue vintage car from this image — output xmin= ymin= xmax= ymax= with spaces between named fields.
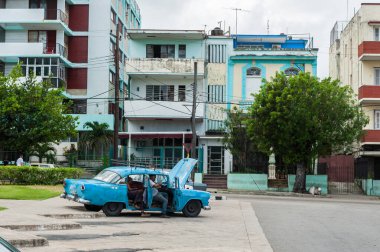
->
xmin=61 ymin=158 xmax=211 ymax=217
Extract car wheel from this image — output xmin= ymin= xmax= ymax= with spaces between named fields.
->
xmin=84 ymin=204 xmax=102 ymax=212
xmin=102 ymin=202 xmax=124 ymax=217
xmin=182 ymin=200 xmax=202 ymax=217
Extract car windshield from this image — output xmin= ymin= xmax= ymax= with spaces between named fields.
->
xmin=93 ymin=170 xmax=121 ymax=184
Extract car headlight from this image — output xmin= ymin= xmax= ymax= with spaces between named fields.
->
xmin=185 ymin=184 xmax=193 ymax=190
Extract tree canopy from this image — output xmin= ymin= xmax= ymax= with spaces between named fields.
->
xmin=0 ymin=66 xmax=77 ymax=154
xmin=246 ymin=72 xmax=368 ymax=192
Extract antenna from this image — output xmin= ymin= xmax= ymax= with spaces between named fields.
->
xmin=227 ymin=7 xmax=250 ymax=35
xmin=218 ymin=21 xmax=222 ymax=29
xmin=267 ymin=20 xmax=270 ymax=35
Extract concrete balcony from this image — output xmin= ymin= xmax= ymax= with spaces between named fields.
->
xmin=125 ymin=58 xmax=205 ymax=76
xmin=358 ymin=41 xmax=380 ymax=61
xmin=0 ymin=9 xmax=69 ymax=31
xmin=0 ymin=43 xmax=67 ymax=62
xmin=124 ymin=100 xmax=204 ymax=120
xmin=362 ymin=130 xmax=380 ymax=144
xmin=358 ymin=85 xmax=380 ymax=104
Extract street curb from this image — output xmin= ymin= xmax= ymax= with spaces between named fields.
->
xmin=9 ymin=237 xmax=48 ymax=248
xmin=0 ymin=223 xmax=82 ymax=231
xmin=41 ymin=213 xmax=105 ymax=219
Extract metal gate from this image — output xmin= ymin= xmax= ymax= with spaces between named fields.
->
xmin=327 ymin=165 xmax=361 ymax=194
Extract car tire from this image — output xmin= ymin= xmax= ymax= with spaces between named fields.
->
xmin=102 ymin=202 xmax=124 ymax=217
xmin=182 ymin=200 xmax=202 ymax=217
xmin=84 ymin=204 xmax=102 ymax=212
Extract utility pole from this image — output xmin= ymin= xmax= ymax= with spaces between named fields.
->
xmin=113 ymin=22 xmax=120 ymax=161
xmin=191 ymin=62 xmax=197 ymax=159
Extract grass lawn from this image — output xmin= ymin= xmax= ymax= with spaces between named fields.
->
xmin=0 ymin=185 xmax=62 ymax=200
xmin=0 ymin=207 xmax=6 ymax=211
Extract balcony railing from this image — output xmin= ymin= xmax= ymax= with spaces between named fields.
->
xmin=362 ymin=130 xmax=380 ymax=143
xmin=125 ymin=58 xmax=205 ymax=75
xmin=43 ymin=43 xmax=68 ymax=58
xmin=358 ymin=41 xmax=380 ymax=60
xmin=45 ymin=9 xmax=68 ymax=25
xmin=358 ymin=85 xmax=380 ymax=103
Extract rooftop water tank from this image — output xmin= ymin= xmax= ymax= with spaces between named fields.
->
xmin=211 ymin=27 xmax=224 ymax=36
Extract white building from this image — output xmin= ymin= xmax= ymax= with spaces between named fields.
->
xmin=330 ymin=3 xmax=380 ymax=177
xmin=0 ymin=0 xmax=141 ymax=161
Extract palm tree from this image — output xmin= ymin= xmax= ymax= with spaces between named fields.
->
xmin=30 ymin=143 xmax=57 ymax=163
xmin=80 ymin=121 xmax=113 ymax=159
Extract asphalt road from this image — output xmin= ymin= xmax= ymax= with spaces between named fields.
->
xmin=229 ymin=195 xmax=380 ymax=252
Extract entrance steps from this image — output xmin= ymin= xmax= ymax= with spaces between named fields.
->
xmin=203 ymin=174 xmax=228 ymax=189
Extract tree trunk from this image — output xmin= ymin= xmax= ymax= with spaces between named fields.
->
xmin=293 ymin=163 xmax=306 ymax=193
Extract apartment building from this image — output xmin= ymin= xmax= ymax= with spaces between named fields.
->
xmin=121 ymin=29 xmax=207 ymax=169
xmin=330 ymin=3 xmax=380 ymax=178
xmin=0 ymin=0 xmax=141 ymax=159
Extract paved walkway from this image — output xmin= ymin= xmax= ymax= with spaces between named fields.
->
xmin=0 ymin=197 xmax=272 ymax=252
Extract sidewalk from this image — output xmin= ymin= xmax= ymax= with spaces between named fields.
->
xmin=0 ymin=197 xmax=273 ymax=251
xmin=207 ymin=188 xmax=380 ymax=204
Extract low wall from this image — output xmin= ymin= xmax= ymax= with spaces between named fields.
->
xmin=361 ymin=179 xmax=380 ymax=196
xmin=227 ymin=174 xmax=268 ymax=191
xmin=288 ymin=175 xmax=328 ymax=195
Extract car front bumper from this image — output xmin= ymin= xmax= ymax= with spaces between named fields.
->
xmin=60 ymin=193 xmax=91 ymax=205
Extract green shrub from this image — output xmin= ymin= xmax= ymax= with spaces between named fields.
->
xmin=0 ymin=166 xmax=83 ymax=185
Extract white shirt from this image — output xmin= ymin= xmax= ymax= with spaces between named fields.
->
xmin=16 ymin=157 xmax=23 ymax=166
xmin=150 ymin=179 xmax=158 ymax=197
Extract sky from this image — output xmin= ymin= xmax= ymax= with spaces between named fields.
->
xmin=137 ymin=0 xmax=380 ymax=78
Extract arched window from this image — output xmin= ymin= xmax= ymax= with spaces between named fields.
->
xmin=284 ymin=67 xmax=300 ymax=76
xmin=246 ymin=67 xmax=261 ymax=77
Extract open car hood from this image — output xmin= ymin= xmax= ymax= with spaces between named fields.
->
xmin=169 ymin=158 xmax=198 ymax=188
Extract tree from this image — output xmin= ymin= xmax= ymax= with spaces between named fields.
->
xmin=247 ymin=72 xmax=368 ymax=192
xmin=63 ymin=144 xmax=78 ymax=167
xmin=0 ymin=66 xmax=77 ymax=154
xmin=223 ymin=107 xmax=268 ymax=173
xmin=80 ymin=121 xmax=113 ymax=159
xmin=30 ymin=143 xmax=57 ymax=163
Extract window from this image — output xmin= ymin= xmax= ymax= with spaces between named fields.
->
xmin=0 ymin=0 xmax=5 ymax=8
xmin=284 ymin=67 xmax=300 ymax=76
xmin=178 ymin=85 xmax=186 ymax=101
xmin=246 ymin=67 xmax=261 ymax=77
xmin=375 ymin=111 xmax=380 ymax=129
xmin=375 ymin=68 xmax=380 ymax=85
xmin=28 ymin=31 xmax=47 ymax=43
xmin=19 ymin=57 xmax=66 ymax=88
xmin=208 ymin=85 xmax=226 ymax=103
xmin=208 ymin=44 xmax=226 ymax=63
xmin=146 ymin=85 xmax=174 ymax=101
xmin=179 ymin=45 xmax=186 ymax=58
xmin=65 ymin=99 xmax=87 ymax=114
xmin=0 ymin=61 xmax=4 ymax=75
xmin=146 ymin=45 xmax=175 ymax=58
xmin=375 ymin=27 xmax=380 ymax=41
xmin=111 ymin=9 xmax=116 ymax=24
xmin=109 ymin=71 xmax=115 ymax=84
xmin=29 ymin=0 xmax=47 ymax=9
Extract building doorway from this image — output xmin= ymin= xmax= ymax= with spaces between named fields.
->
xmin=208 ymin=146 xmax=224 ymax=175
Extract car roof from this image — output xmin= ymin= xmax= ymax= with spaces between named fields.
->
xmin=104 ymin=167 xmax=169 ymax=177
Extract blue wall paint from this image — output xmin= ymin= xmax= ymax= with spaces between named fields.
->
xmin=227 ymin=174 xmax=268 ymax=191
xmin=227 ymin=59 xmax=234 ymax=110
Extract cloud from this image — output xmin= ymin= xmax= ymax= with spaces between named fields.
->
xmin=137 ymin=0 xmax=380 ymax=78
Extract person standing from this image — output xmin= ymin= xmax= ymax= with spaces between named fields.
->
xmin=16 ymin=155 xmax=24 ymax=166
xmin=149 ymin=175 xmax=169 ymax=218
